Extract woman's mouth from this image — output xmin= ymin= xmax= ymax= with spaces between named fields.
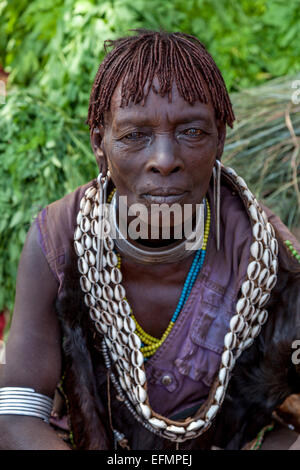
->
xmin=141 ymin=188 xmax=187 ymax=204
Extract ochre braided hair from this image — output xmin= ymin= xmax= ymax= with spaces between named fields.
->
xmin=87 ymin=29 xmax=235 ymax=131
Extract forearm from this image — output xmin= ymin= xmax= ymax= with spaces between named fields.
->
xmin=0 ymin=415 xmax=71 ymax=450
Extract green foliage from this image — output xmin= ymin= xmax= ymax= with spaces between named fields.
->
xmin=0 ymin=0 xmax=299 ymax=316
xmin=0 ymin=87 xmax=96 ymax=313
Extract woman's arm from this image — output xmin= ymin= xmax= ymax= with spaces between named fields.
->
xmin=0 ymin=222 xmax=70 ymax=449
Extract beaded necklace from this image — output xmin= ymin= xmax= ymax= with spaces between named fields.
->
xmin=284 ymin=240 xmax=300 ymax=263
xmin=74 ymin=165 xmax=279 ymax=443
xmin=116 ymin=199 xmax=211 ymax=359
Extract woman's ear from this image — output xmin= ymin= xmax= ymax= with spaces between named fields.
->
xmin=90 ymin=126 xmax=108 ymax=175
xmin=216 ymin=121 xmax=226 ymax=160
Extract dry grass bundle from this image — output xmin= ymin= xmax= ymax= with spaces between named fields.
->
xmin=224 ymin=73 xmax=300 ymax=234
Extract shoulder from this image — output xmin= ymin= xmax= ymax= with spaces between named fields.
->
xmin=37 ymin=179 xmax=96 ymax=248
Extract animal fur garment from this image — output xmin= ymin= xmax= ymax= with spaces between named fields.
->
xmin=55 ymin=240 xmax=300 ymax=450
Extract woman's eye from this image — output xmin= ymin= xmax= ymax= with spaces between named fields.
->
xmin=124 ymin=132 xmax=146 ymax=140
xmin=183 ymin=128 xmax=203 ymax=137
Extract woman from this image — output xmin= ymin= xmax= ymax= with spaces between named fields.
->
xmin=0 ymin=30 xmax=300 ymax=450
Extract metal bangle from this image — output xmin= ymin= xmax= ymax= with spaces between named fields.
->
xmin=0 ymin=388 xmax=53 ymax=404
xmin=0 ymin=387 xmax=53 ymax=423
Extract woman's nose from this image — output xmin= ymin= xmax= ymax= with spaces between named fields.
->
xmin=145 ymin=135 xmax=184 ymax=176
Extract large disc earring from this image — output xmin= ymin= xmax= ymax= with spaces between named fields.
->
xmin=96 ymin=171 xmax=110 ymax=271
xmin=213 ymin=159 xmax=221 ymax=252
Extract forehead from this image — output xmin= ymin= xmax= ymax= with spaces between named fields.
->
xmin=105 ymin=77 xmax=217 ymax=128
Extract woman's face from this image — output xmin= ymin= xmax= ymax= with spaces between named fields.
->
xmin=92 ymin=79 xmax=225 ymax=211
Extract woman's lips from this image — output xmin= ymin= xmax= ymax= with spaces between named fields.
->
xmin=141 ymin=192 xmax=188 ymax=204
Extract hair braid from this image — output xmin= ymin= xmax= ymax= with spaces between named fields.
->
xmin=87 ymin=29 xmax=235 ymax=131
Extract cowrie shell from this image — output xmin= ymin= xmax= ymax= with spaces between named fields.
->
xmin=249 ymin=204 xmax=259 ymax=222
xmin=262 ymin=249 xmax=272 ymax=268
xmin=131 ymin=349 xmax=144 ymax=367
xmin=104 ymin=236 xmax=114 ymax=251
xmin=206 ymin=405 xmax=219 ymax=421
xmin=128 ymin=333 xmax=142 ymax=350
xmin=186 ymin=419 xmax=205 ymax=431
xmin=266 ymin=274 xmax=277 ymax=290
xmin=82 ymin=198 xmax=92 ymax=216
xmin=226 ymin=167 xmax=238 ymax=177
xmin=258 ymin=293 xmax=270 ymax=308
xmin=119 ymin=300 xmax=131 ymax=317
xmin=101 ymin=310 xmax=113 ymax=326
xmin=85 ymin=250 xmax=95 ymax=266
xmin=107 ymin=300 xmax=119 ymax=315
xmin=251 ymin=287 xmax=262 ymax=304
xmin=80 ymin=216 xmax=90 ymax=233
xmin=74 ymin=226 xmax=82 ymax=241
xmin=80 ymin=196 xmax=87 ymax=210
xmin=236 ymin=176 xmax=248 ymax=189
xmin=103 ymin=284 xmax=114 ymax=300
xmin=108 ymin=325 xmax=117 ymax=341
xmin=266 ymin=222 xmax=275 ymax=237
xmin=139 ymin=404 xmax=151 ymax=420
xmin=114 ymin=284 xmax=126 ymax=301
xmin=96 ymin=299 xmax=107 ymax=310
xmin=224 ymin=332 xmax=237 ymax=350
xmin=250 ymin=308 xmax=260 ymax=324
xmin=135 ymin=385 xmax=147 ymax=403
xmin=91 ymin=219 xmax=98 ymax=236
xmin=95 ymin=320 xmax=107 ymax=335
xmin=263 ymin=230 xmax=271 ymax=247
xmin=222 ymin=350 xmax=234 ymax=368
xmin=166 ymin=425 xmax=186 ymax=434
xmin=236 ymin=297 xmax=250 ymax=315
xmin=114 ymin=315 xmax=123 ymax=331
xmin=243 ymin=337 xmax=254 ymax=349
xmin=241 ymin=280 xmax=254 ymax=298
xmin=134 ymin=367 xmax=146 ymax=386
xmin=258 ymin=309 xmax=268 ymax=325
xmin=79 ymin=275 xmax=91 ymax=293
xmin=218 ymin=367 xmax=228 ymax=385
xmin=74 ymin=240 xmax=84 ymax=256
xmin=271 ymin=259 xmax=278 ymax=274
xmin=124 ymin=316 xmax=136 ymax=333
xmin=149 ymin=418 xmax=167 ymax=429
xmin=270 ymin=238 xmax=278 ymax=256
xmin=243 ymin=189 xmax=254 ymax=204
xmin=107 ymin=250 xmax=118 ymax=267
xmin=244 ymin=305 xmax=255 ymax=322
xmin=111 ymin=267 xmax=122 ymax=284
xmin=100 ymin=269 xmax=110 ymax=285
xmin=91 ymin=203 xmax=99 ymax=219
xmin=253 ymin=222 xmax=263 ymax=241
xmin=76 ymin=211 xmax=83 ymax=225
xmin=250 ymin=241 xmax=263 ymax=260
xmin=258 ymin=268 xmax=270 ymax=287
xmin=215 ymin=385 xmax=225 ymax=404
xmin=88 ymin=266 xmax=99 ymax=283
xmin=84 ymin=293 xmax=95 ymax=308
xmin=251 ymin=324 xmax=261 ymax=338
xmin=89 ymin=306 xmax=101 ymax=321
xmin=82 ymin=233 xmax=92 ymax=250
xmin=78 ymin=257 xmax=88 ymax=274
xmin=115 ymin=342 xmax=124 ymax=357
xmin=230 ymin=314 xmax=244 ymax=333
xmin=85 ymin=186 xmax=97 ymax=199
xmin=247 ymin=261 xmax=260 ymax=281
